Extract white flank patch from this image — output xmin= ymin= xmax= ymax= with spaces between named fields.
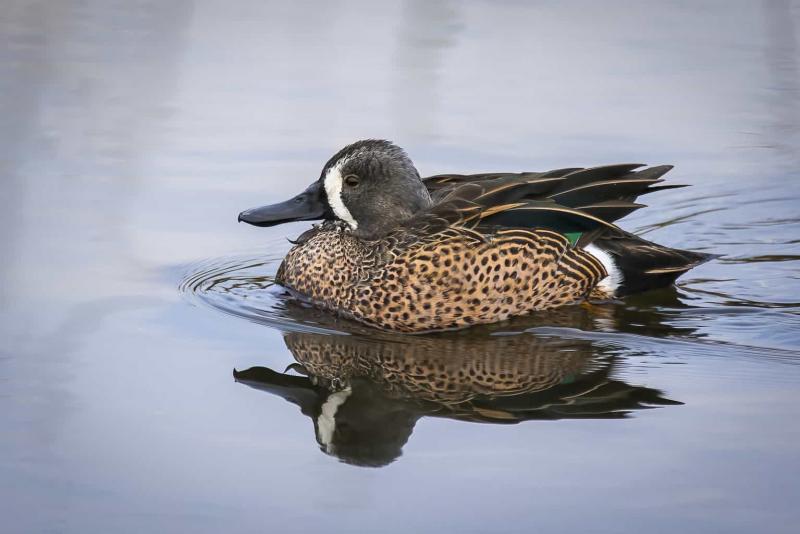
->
xmin=316 ymin=387 xmax=352 ymax=453
xmin=324 ymin=159 xmax=359 ymax=230
xmin=585 ymin=243 xmax=623 ymax=294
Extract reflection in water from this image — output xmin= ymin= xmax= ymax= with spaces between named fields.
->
xmin=392 ymin=0 xmax=462 ymax=141
xmin=762 ymin=0 xmax=800 ymax=168
xmin=235 ymin=329 xmax=680 ymax=467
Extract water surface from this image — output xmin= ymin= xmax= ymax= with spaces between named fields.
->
xmin=1 ymin=1 xmax=799 ymax=533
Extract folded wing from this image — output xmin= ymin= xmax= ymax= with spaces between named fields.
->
xmin=419 ymin=164 xmax=683 ymax=237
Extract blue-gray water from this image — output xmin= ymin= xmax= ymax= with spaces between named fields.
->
xmin=2 ymin=1 xmax=799 ymax=532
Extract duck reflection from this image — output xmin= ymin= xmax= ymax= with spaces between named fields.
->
xmin=234 ymin=311 xmax=681 ymax=467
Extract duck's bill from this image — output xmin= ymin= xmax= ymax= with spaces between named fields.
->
xmin=238 ymin=182 xmax=328 ymax=227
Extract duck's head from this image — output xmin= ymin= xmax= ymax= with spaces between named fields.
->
xmin=238 ymin=139 xmax=432 ymax=238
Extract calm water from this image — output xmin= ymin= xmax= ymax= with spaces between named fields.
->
xmin=2 ymin=1 xmax=800 ymax=532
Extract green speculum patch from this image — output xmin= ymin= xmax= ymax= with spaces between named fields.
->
xmin=564 ymin=232 xmax=582 ymax=246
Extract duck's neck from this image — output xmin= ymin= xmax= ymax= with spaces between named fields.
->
xmin=351 ymin=209 xmax=416 ymax=240
xmin=349 ymin=187 xmax=433 ymax=240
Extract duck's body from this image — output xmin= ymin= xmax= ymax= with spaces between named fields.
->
xmin=277 ymin=222 xmax=609 ymax=332
xmin=240 ymin=140 xmax=713 ymax=332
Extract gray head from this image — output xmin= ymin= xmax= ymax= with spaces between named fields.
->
xmin=238 ymin=140 xmax=433 ymax=238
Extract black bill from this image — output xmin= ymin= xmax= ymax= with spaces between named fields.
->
xmin=238 ymin=181 xmax=328 ymax=227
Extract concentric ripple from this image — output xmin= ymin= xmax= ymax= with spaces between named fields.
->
xmin=179 ymin=245 xmax=800 ymax=367
xmin=179 ymin=250 xmax=349 ymax=334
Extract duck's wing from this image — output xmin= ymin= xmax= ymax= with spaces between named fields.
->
xmin=423 ymin=167 xmax=581 ymax=201
xmin=418 ymin=164 xmax=684 ymax=238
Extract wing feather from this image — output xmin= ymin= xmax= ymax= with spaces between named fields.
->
xmin=412 ymin=163 xmax=682 ymax=240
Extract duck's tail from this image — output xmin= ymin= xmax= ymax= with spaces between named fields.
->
xmin=584 ymin=231 xmax=717 ymax=297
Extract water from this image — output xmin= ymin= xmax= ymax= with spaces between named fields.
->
xmin=2 ymin=1 xmax=799 ymax=532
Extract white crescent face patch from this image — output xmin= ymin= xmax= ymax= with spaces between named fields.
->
xmin=324 ymin=158 xmax=359 ymax=230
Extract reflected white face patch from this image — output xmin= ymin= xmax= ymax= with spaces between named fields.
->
xmin=316 ymin=387 xmax=352 ymax=454
xmin=324 ymin=159 xmax=358 ymax=230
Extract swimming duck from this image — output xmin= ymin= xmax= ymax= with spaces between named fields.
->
xmin=239 ymin=140 xmax=713 ymax=332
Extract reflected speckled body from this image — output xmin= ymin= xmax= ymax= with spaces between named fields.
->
xmin=282 ymin=332 xmax=594 ymax=402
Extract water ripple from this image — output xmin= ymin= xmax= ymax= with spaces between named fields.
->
xmin=179 ymin=250 xmax=800 ymax=366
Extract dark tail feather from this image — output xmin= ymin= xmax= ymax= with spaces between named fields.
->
xmin=592 ymin=232 xmax=718 ymax=296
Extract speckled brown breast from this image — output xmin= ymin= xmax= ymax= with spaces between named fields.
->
xmin=276 ymin=222 xmax=608 ymax=332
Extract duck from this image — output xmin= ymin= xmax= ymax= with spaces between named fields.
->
xmin=238 ymin=139 xmax=713 ymax=332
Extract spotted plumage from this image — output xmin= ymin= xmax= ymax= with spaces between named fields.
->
xmin=278 ymin=224 xmax=607 ymax=332
xmin=240 ymin=139 xmax=714 ymax=332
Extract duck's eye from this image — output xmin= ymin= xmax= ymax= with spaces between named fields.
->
xmin=343 ymin=174 xmax=360 ymax=187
